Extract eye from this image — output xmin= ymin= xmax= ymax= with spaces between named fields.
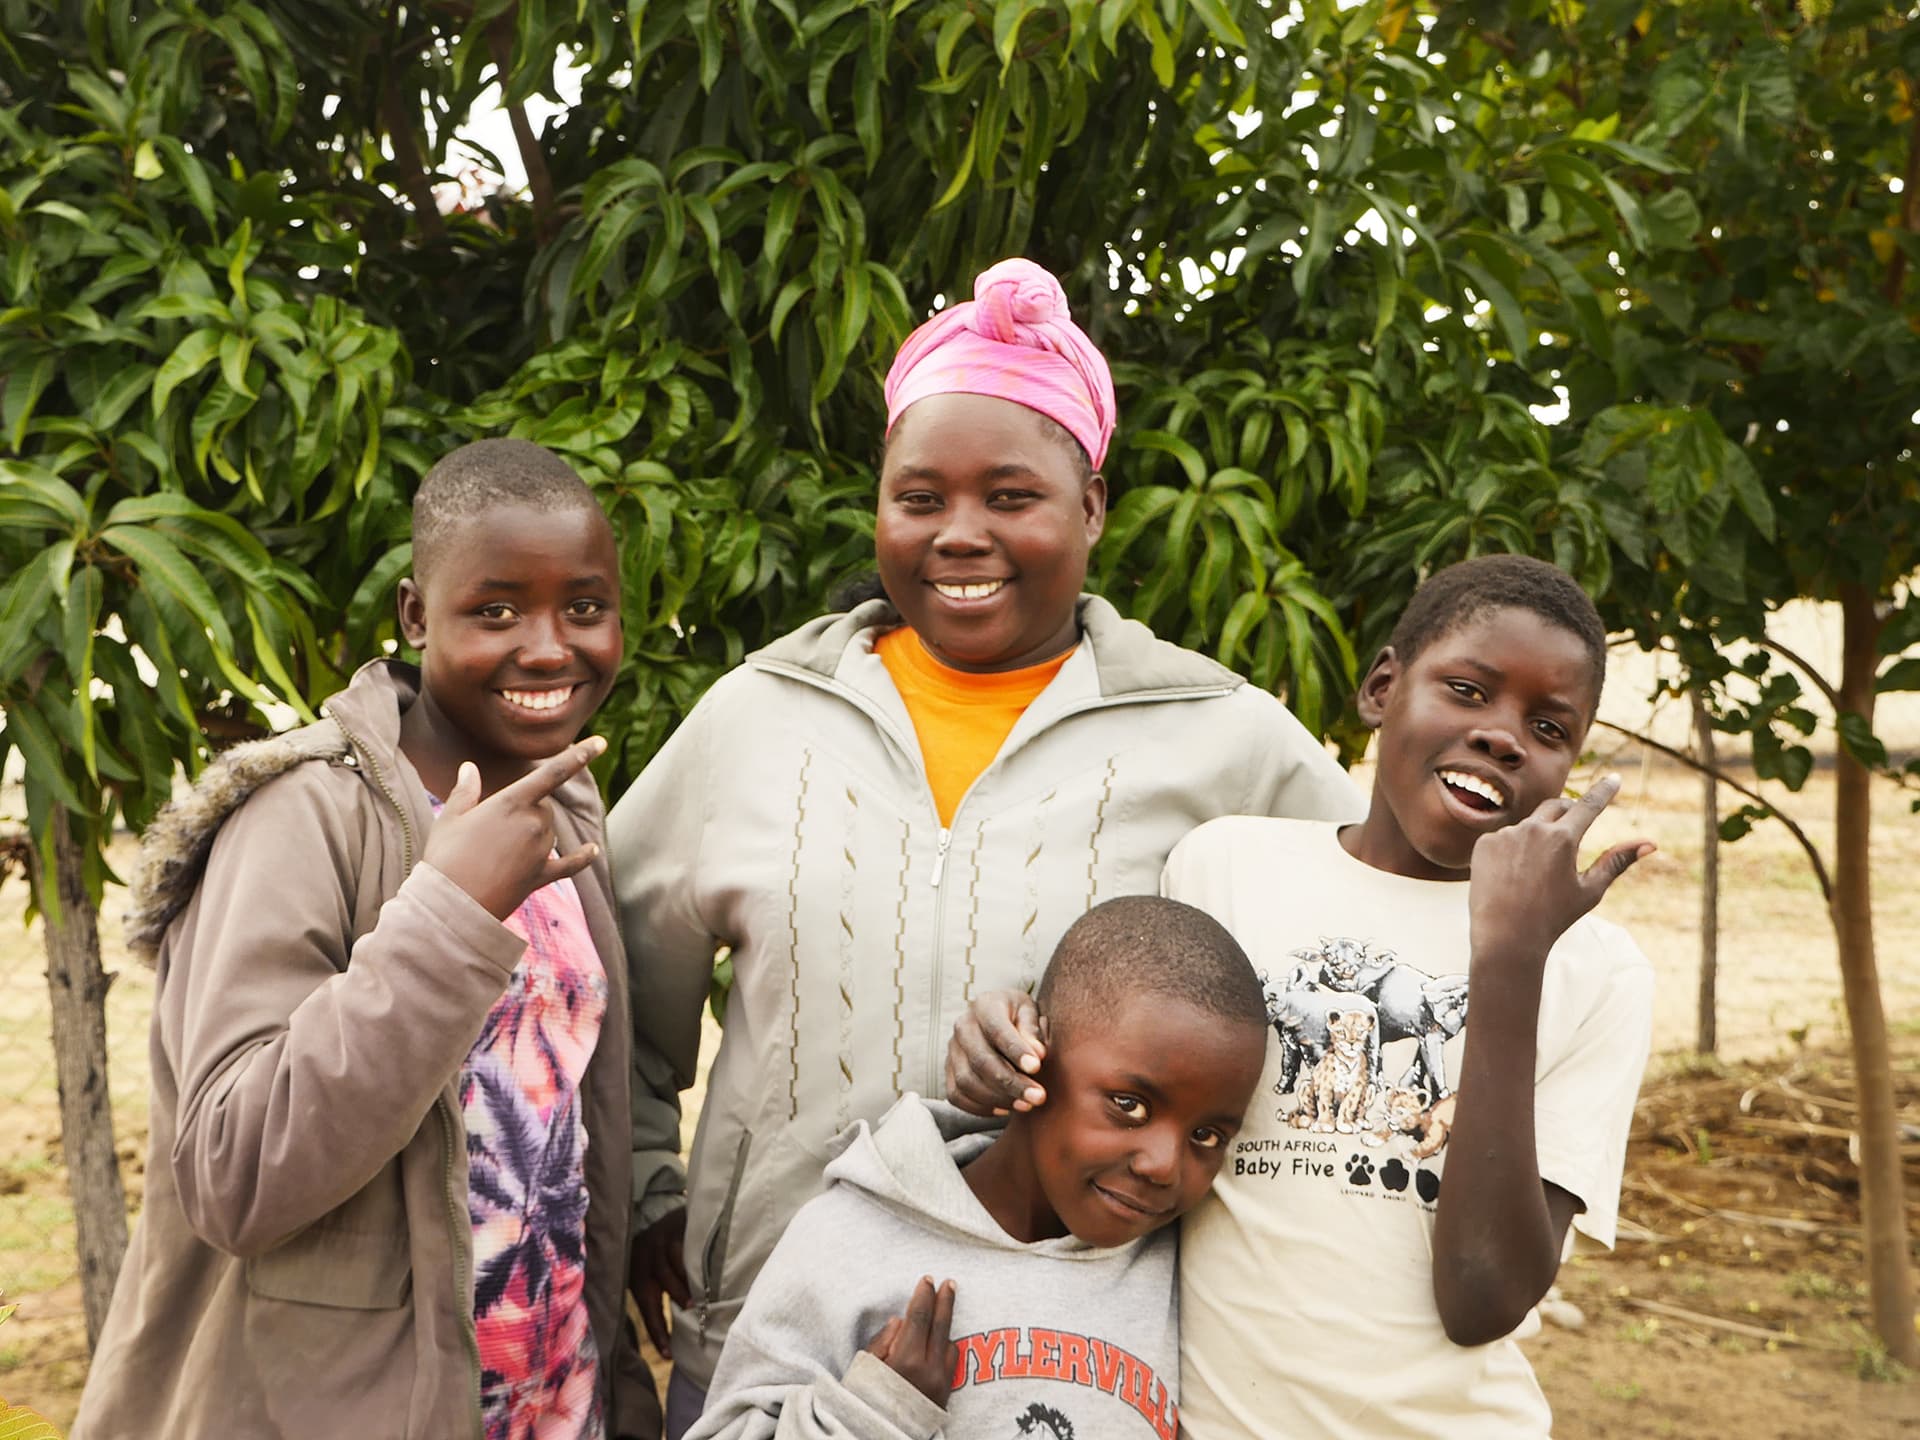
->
xmin=567 ymin=598 xmax=610 ymax=619
xmin=1445 ymin=679 xmax=1485 ymax=703
xmin=1532 ymin=717 xmax=1570 ymax=744
xmin=892 ymin=489 xmax=940 ymax=510
xmin=1190 ymin=1126 xmax=1226 ymax=1150
xmin=476 ymin=603 xmax=516 ymax=621
xmin=1109 ymin=1094 xmax=1146 ymax=1122
xmin=989 ymin=488 xmax=1037 ymax=508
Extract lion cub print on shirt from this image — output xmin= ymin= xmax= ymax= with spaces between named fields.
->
xmin=1260 ymin=935 xmax=1469 ymax=1176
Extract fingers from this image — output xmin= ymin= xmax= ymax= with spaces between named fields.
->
xmin=901 ymin=1275 xmax=938 ymax=1336
xmin=638 ymin=1287 xmax=672 ymax=1359
xmin=664 ymin=1239 xmax=692 ymax=1308
xmin=928 ymin=1277 xmax=956 ymax=1343
xmin=952 ymin=1009 xmax=1044 ymax=1115
xmin=977 ymin=991 xmax=1048 ymax=1109
xmin=1581 ymin=839 xmax=1654 ymax=899
xmin=444 ymin=761 xmax=482 ymax=815
xmin=543 ymin=841 xmax=603 ymax=887
xmin=864 ymin=1315 xmax=903 ymax=1360
xmin=501 ymin=734 xmax=607 ymax=803
xmin=1560 ymin=773 xmax=1621 ymax=840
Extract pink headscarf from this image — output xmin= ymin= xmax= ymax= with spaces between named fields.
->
xmin=883 ymin=258 xmax=1117 ymax=469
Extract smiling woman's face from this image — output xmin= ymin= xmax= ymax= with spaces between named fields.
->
xmin=875 ymin=392 xmax=1105 ymax=672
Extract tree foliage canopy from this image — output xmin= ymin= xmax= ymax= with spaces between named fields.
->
xmin=2 ymin=0 xmax=1733 ymax=869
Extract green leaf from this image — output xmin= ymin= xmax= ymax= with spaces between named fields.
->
xmin=62 ymin=567 xmax=102 ymax=779
xmin=1877 ymin=657 xmax=1920 ymax=693
xmin=151 ymin=328 xmax=224 ymax=416
xmin=0 ymin=460 xmax=89 ymax=530
xmin=1454 ymin=258 xmax=1530 ymax=364
xmin=132 ymin=140 xmax=164 ymax=181
xmin=1188 ymin=0 xmax=1248 ymax=48
xmin=0 ymin=548 xmax=61 ymax=684
xmin=1836 ymin=713 xmax=1888 ymax=770
xmin=99 ymin=524 xmax=235 ymax=652
xmin=3 ymin=693 xmax=85 ymax=813
xmin=219 ymin=332 xmax=257 ymax=397
xmin=86 ymin=362 xmax=158 ymax=432
xmin=3 ymin=353 xmax=53 ymax=451
xmin=1129 ymin=429 xmax=1208 ymax=486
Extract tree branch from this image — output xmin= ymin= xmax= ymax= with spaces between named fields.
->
xmin=489 ymin=15 xmax=556 ymax=243
xmin=1754 ymin=636 xmax=1841 ymax=709
xmin=380 ymin=77 xmax=447 ymax=237
xmin=1592 ymin=718 xmax=1833 ymax=905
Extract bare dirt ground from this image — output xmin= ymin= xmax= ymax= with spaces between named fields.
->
xmin=2 ymin=745 xmax=1917 ymax=1432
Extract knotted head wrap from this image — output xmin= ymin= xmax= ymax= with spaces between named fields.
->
xmin=883 ymin=258 xmax=1117 ymax=470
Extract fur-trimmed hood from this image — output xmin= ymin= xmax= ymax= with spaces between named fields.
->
xmin=125 ymin=718 xmax=350 ymax=962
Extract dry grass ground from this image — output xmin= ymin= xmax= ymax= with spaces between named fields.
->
xmin=2 ymin=745 xmax=1916 ymax=1432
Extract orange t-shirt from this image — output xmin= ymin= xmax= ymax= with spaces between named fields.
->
xmin=875 ymin=627 xmax=1075 ymax=827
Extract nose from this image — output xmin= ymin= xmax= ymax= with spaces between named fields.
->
xmin=1128 ymin=1125 xmax=1181 ymax=1188
xmin=517 ymin=613 xmax=570 ymax=670
xmin=932 ymin=497 xmax=992 ymax=554
xmin=1467 ymin=711 xmax=1525 ymax=766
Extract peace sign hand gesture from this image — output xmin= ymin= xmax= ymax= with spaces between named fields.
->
xmin=1468 ymin=774 xmax=1655 ymax=973
xmin=422 ymin=736 xmax=606 ymax=920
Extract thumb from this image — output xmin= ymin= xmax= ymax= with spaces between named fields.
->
xmin=444 ymin=761 xmax=482 ymax=816
xmin=1581 ymin=840 xmax=1654 ymax=901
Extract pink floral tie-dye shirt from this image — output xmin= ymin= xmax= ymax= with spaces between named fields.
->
xmin=436 ymin=794 xmax=608 ymax=1440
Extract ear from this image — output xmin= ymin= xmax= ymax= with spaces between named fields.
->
xmin=1354 ymin=646 xmax=1399 ymax=731
xmin=1081 ymin=471 xmax=1107 ymax=544
xmin=396 ymin=577 xmax=428 ymax=650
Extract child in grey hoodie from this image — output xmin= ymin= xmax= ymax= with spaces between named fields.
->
xmin=685 ymin=896 xmax=1270 ymax=1440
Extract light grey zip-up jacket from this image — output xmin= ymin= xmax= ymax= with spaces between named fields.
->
xmin=687 ymin=1096 xmax=1183 ymax=1440
xmin=612 ymin=595 xmax=1362 ymax=1391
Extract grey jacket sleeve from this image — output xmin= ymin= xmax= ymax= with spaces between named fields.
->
xmin=691 ymin=1354 xmax=945 ymax=1440
xmin=1233 ymin=685 xmax=1367 ymax=822
xmin=610 ymin=688 xmax=729 ymax=1227
xmin=159 ymin=766 xmax=525 ymax=1257
xmin=685 ymin=1201 xmax=947 ymax=1440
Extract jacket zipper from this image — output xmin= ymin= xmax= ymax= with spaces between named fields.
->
xmin=749 ymin=658 xmax=1240 ymax=1101
xmin=329 ymin=713 xmax=482 ymax=1436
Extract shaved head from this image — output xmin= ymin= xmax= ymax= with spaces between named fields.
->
xmin=1038 ymin=895 xmax=1265 ymax=1042
xmin=411 ymin=438 xmax=603 ymax=584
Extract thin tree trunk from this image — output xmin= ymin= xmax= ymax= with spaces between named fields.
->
xmin=1832 ymin=583 xmax=1916 ymax=1366
xmin=28 ymin=809 xmax=128 ymax=1350
xmin=1691 ymin=690 xmax=1718 ymax=1057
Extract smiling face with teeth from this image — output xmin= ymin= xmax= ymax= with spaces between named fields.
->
xmin=1345 ymin=607 xmax=1599 ymax=881
xmin=397 ymin=501 xmax=622 ymax=800
xmin=877 ymin=393 xmax=1106 ymax=672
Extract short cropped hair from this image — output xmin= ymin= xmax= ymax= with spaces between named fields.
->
xmin=1037 ymin=896 xmax=1266 ymax=1038
xmin=1387 ymin=554 xmax=1608 ymax=707
xmin=411 ymin=438 xmax=601 ymax=581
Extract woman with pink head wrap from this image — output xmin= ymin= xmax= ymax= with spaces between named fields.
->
xmin=884 ymin=257 xmax=1117 ymax=470
xmin=612 ymin=259 xmax=1360 ymax=1440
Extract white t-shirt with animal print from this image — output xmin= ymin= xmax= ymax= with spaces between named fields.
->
xmin=1164 ymin=817 xmax=1653 ymax=1440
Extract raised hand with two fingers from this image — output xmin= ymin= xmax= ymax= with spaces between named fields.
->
xmin=421 ymin=736 xmax=608 ymax=920
xmin=1468 ymin=772 xmax=1655 ymax=971
xmin=864 ymin=1276 xmax=959 ymax=1407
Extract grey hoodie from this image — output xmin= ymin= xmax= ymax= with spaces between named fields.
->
xmin=687 ymin=1097 xmax=1182 ymax=1440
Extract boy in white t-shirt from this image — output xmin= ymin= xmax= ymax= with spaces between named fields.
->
xmin=946 ymin=555 xmax=1657 ymax=1437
